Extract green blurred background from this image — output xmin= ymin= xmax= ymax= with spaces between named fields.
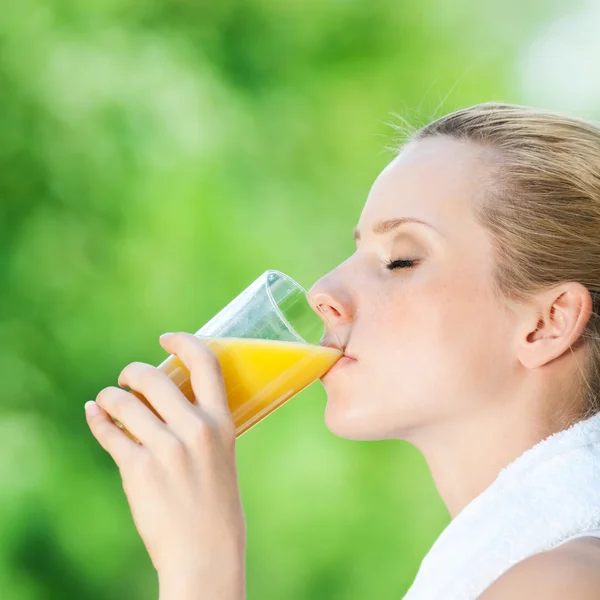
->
xmin=2 ymin=0 xmax=599 ymax=597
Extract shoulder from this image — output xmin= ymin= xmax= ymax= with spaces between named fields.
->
xmin=479 ymin=537 xmax=600 ymax=599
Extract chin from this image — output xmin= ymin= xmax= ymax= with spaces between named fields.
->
xmin=323 ymin=389 xmax=423 ymax=440
xmin=323 ymin=401 xmax=386 ymax=440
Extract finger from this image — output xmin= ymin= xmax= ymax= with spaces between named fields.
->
xmin=85 ymin=400 xmax=142 ymax=465
xmin=117 ymin=361 xmax=202 ymax=432
xmin=96 ymin=386 xmax=172 ymax=447
xmin=158 ymin=332 xmax=231 ymax=419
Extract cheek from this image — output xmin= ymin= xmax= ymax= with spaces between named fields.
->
xmin=403 ymin=282 xmax=510 ymax=397
xmin=372 ymin=280 xmax=510 ymax=397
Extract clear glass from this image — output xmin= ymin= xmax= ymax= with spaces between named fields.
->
xmin=113 ymin=270 xmax=342 ymax=442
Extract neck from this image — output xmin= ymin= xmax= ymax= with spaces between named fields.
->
xmin=406 ymin=375 xmax=584 ymax=519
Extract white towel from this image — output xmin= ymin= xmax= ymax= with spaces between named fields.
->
xmin=403 ymin=411 xmax=600 ymax=600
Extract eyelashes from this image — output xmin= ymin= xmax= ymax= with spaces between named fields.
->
xmin=384 ymin=258 xmax=418 ymax=271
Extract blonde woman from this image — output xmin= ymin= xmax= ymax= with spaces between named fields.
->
xmin=86 ymin=103 xmax=600 ymax=599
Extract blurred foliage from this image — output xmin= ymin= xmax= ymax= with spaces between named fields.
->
xmin=0 ymin=0 xmax=590 ymax=597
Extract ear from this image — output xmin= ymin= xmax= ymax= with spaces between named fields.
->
xmin=517 ymin=282 xmax=593 ymax=370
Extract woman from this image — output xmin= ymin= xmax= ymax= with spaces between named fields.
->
xmin=85 ymin=103 xmax=600 ymax=599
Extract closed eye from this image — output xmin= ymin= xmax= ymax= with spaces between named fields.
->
xmin=385 ymin=259 xmax=417 ymax=271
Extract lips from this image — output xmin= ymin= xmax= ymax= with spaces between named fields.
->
xmin=320 ymin=353 xmax=357 ymax=379
xmin=319 ymin=339 xmax=356 ymax=361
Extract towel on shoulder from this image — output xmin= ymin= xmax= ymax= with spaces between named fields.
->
xmin=403 ymin=411 xmax=600 ymax=600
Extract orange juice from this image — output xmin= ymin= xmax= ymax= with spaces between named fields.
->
xmin=115 ymin=338 xmax=342 ymax=441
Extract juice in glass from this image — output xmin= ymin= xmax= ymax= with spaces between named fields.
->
xmin=120 ymin=337 xmax=342 ymax=441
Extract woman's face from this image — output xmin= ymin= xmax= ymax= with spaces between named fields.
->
xmin=309 ymin=137 xmax=517 ymax=441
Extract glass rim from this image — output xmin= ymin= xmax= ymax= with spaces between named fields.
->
xmin=264 ymin=269 xmax=341 ymax=348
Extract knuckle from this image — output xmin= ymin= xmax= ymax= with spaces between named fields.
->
xmin=138 ymin=365 xmax=163 ymax=386
xmin=218 ymin=418 xmax=236 ymax=443
xmin=119 ymin=361 xmax=149 ymax=382
xmin=163 ymin=435 xmax=187 ymax=461
xmin=220 ymin=426 xmax=237 ymax=454
xmin=96 ymin=386 xmax=121 ymax=408
xmin=119 ymin=361 xmax=139 ymax=379
xmin=190 ymin=418 xmax=218 ymax=447
xmin=136 ymin=451 xmax=157 ymax=475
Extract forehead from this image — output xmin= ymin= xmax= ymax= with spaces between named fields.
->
xmin=359 ymin=137 xmax=489 ymax=242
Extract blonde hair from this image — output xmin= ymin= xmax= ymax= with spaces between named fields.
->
xmin=399 ymin=102 xmax=600 ymax=424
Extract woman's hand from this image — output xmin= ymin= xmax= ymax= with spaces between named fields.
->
xmin=85 ymin=332 xmax=246 ymax=600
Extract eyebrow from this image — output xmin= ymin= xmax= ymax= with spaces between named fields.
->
xmin=353 ymin=218 xmax=444 ymax=242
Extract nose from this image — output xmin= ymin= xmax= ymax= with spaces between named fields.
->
xmin=307 ymin=276 xmax=355 ymax=336
xmin=310 ymin=293 xmax=349 ymax=322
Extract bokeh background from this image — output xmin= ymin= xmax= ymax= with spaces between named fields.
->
xmin=2 ymin=0 xmax=600 ymax=597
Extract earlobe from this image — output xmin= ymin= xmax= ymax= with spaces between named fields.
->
xmin=518 ymin=283 xmax=593 ymax=370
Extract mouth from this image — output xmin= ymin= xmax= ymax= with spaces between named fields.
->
xmin=319 ymin=340 xmax=356 ymax=361
xmin=319 ymin=340 xmax=357 ymax=379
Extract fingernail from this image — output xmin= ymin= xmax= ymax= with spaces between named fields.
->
xmin=85 ymin=401 xmax=100 ymax=417
xmin=160 ymin=332 xmax=174 ymax=340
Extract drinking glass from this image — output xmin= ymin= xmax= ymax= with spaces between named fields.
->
xmin=112 ymin=270 xmax=342 ymax=442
